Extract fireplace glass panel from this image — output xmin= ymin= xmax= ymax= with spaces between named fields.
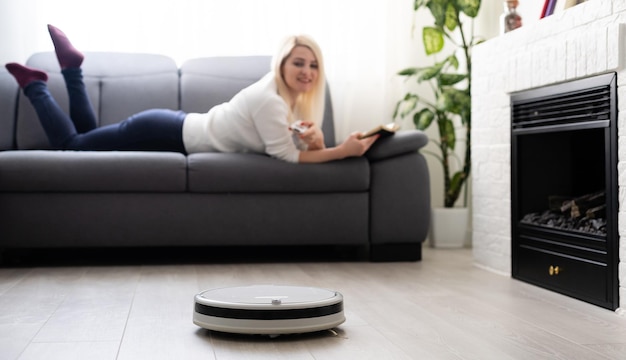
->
xmin=516 ymin=128 xmax=606 ymax=235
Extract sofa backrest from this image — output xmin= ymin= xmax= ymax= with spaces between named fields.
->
xmin=0 ymin=70 xmax=18 ymax=150
xmin=19 ymin=52 xmax=180 ymax=149
xmin=180 ymin=56 xmax=336 ymax=148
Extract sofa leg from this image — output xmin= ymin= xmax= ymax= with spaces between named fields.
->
xmin=370 ymin=243 xmax=422 ymax=262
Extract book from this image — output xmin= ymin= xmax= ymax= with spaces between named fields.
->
xmin=543 ymin=0 xmax=557 ymax=17
xmin=540 ymin=0 xmax=550 ymax=18
xmin=545 ymin=0 xmax=581 ymax=17
xmin=358 ymin=122 xmax=400 ymax=139
xmin=541 ymin=0 xmax=559 ymax=18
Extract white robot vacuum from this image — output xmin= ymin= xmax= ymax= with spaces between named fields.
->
xmin=193 ymin=285 xmax=345 ymax=335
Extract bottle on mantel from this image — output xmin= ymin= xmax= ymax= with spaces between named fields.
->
xmin=501 ymin=0 xmax=522 ymax=34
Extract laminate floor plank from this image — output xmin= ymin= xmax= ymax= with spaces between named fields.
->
xmin=0 ymin=324 xmax=43 ymax=360
xmin=304 ymin=325 xmax=415 ymax=360
xmin=31 ymin=266 xmax=140 ymax=343
xmin=440 ymin=260 xmax=626 ymax=347
xmin=585 ymin=343 xmax=626 ymax=359
xmin=0 ymin=268 xmax=32 ymax=296
xmin=16 ymin=341 xmax=120 ymax=360
xmin=117 ymin=265 xmax=215 ymax=360
xmin=413 ymin=292 xmax=610 ymax=359
xmin=0 ymin=267 xmax=90 ymax=359
xmin=463 ymin=280 xmax=626 ymax=346
xmin=208 ymin=330 xmax=318 ymax=360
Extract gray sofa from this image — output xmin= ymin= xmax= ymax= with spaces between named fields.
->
xmin=0 ymin=52 xmax=431 ymax=262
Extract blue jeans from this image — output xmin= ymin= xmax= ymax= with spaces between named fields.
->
xmin=23 ymin=68 xmax=187 ymax=153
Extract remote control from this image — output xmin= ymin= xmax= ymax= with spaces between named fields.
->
xmin=290 ymin=120 xmax=309 ymax=134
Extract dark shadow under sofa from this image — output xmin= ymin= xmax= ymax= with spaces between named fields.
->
xmin=0 ymin=52 xmax=430 ymax=262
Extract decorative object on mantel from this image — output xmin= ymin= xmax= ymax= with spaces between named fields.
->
xmin=541 ymin=0 xmax=584 ymax=18
xmin=393 ymin=0 xmax=482 ymax=248
xmin=501 ymin=0 xmax=522 ymax=34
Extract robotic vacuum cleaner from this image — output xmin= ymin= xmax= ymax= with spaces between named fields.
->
xmin=193 ymin=285 xmax=345 ymax=335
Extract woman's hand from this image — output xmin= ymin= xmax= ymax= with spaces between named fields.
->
xmin=297 ymin=130 xmax=379 ymax=163
xmin=338 ymin=132 xmax=379 ymax=157
xmin=297 ymin=121 xmax=325 ymax=150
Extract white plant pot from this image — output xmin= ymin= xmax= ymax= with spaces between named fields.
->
xmin=430 ymin=207 xmax=469 ymax=248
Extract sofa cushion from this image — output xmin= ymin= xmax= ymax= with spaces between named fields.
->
xmin=180 ymin=56 xmax=272 ymax=114
xmin=0 ymin=151 xmax=187 ymax=192
xmin=188 ymin=153 xmax=369 ymax=193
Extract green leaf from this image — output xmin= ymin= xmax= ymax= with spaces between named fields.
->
xmin=443 ymin=118 xmax=456 ymax=150
xmin=418 ymin=63 xmax=444 ymax=81
xmin=451 ymin=171 xmax=465 ymax=186
xmin=439 ymin=88 xmax=470 ymax=116
xmin=461 ymin=110 xmax=471 ymax=126
xmin=446 ymin=55 xmax=459 ymax=69
xmin=438 ymin=73 xmax=467 ymax=86
xmin=445 ymin=3 xmax=458 ymax=32
xmin=413 ymin=109 xmax=435 ymax=130
xmin=456 ymin=0 xmax=481 ymax=18
xmin=423 ymin=27 xmax=444 ymax=55
xmin=397 ymin=67 xmax=421 ymax=76
xmin=427 ymin=0 xmax=449 ymax=28
xmin=392 ymin=102 xmax=402 ymax=119
xmin=448 ymin=171 xmax=466 ymax=197
xmin=441 ymin=117 xmax=456 ymax=150
xmin=401 ymin=98 xmax=419 ymax=118
xmin=414 ymin=0 xmax=428 ymax=11
xmin=394 ymin=94 xmax=419 ymax=119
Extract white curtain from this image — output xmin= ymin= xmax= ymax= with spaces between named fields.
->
xmin=1 ymin=0 xmax=423 ymax=142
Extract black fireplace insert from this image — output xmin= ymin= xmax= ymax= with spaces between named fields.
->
xmin=510 ymin=72 xmax=618 ymax=310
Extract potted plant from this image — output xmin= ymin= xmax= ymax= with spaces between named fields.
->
xmin=393 ymin=0 xmax=482 ymax=247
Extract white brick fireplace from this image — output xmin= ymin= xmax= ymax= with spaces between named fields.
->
xmin=471 ymin=0 xmax=626 ymax=312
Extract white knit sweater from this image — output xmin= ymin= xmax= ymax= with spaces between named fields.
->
xmin=182 ymin=73 xmax=302 ymax=163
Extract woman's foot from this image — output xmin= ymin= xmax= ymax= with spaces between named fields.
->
xmin=48 ymin=24 xmax=84 ymax=69
xmin=5 ymin=63 xmax=48 ymax=88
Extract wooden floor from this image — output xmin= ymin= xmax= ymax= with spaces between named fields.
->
xmin=0 ymin=246 xmax=625 ymax=360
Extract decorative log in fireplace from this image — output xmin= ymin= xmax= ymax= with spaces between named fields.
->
xmin=520 ymin=191 xmax=607 ymax=235
xmin=510 ymin=73 xmax=619 ymax=310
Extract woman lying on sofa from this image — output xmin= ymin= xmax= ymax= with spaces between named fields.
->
xmin=5 ymin=25 xmax=378 ymax=163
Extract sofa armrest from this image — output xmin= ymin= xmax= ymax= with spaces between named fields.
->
xmin=364 ymin=130 xmax=428 ymax=162
xmin=365 ymin=129 xmax=431 ymax=261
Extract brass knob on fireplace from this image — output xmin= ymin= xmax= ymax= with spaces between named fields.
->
xmin=549 ymin=265 xmax=560 ymax=276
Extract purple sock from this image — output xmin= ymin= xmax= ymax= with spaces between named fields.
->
xmin=5 ymin=63 xmax=48 ymax=88
xmin=48 ymin=24 xmax=84 ymax=69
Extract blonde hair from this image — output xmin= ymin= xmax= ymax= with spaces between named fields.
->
xmin=272 ymin=35 xmax=326 ymax=127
